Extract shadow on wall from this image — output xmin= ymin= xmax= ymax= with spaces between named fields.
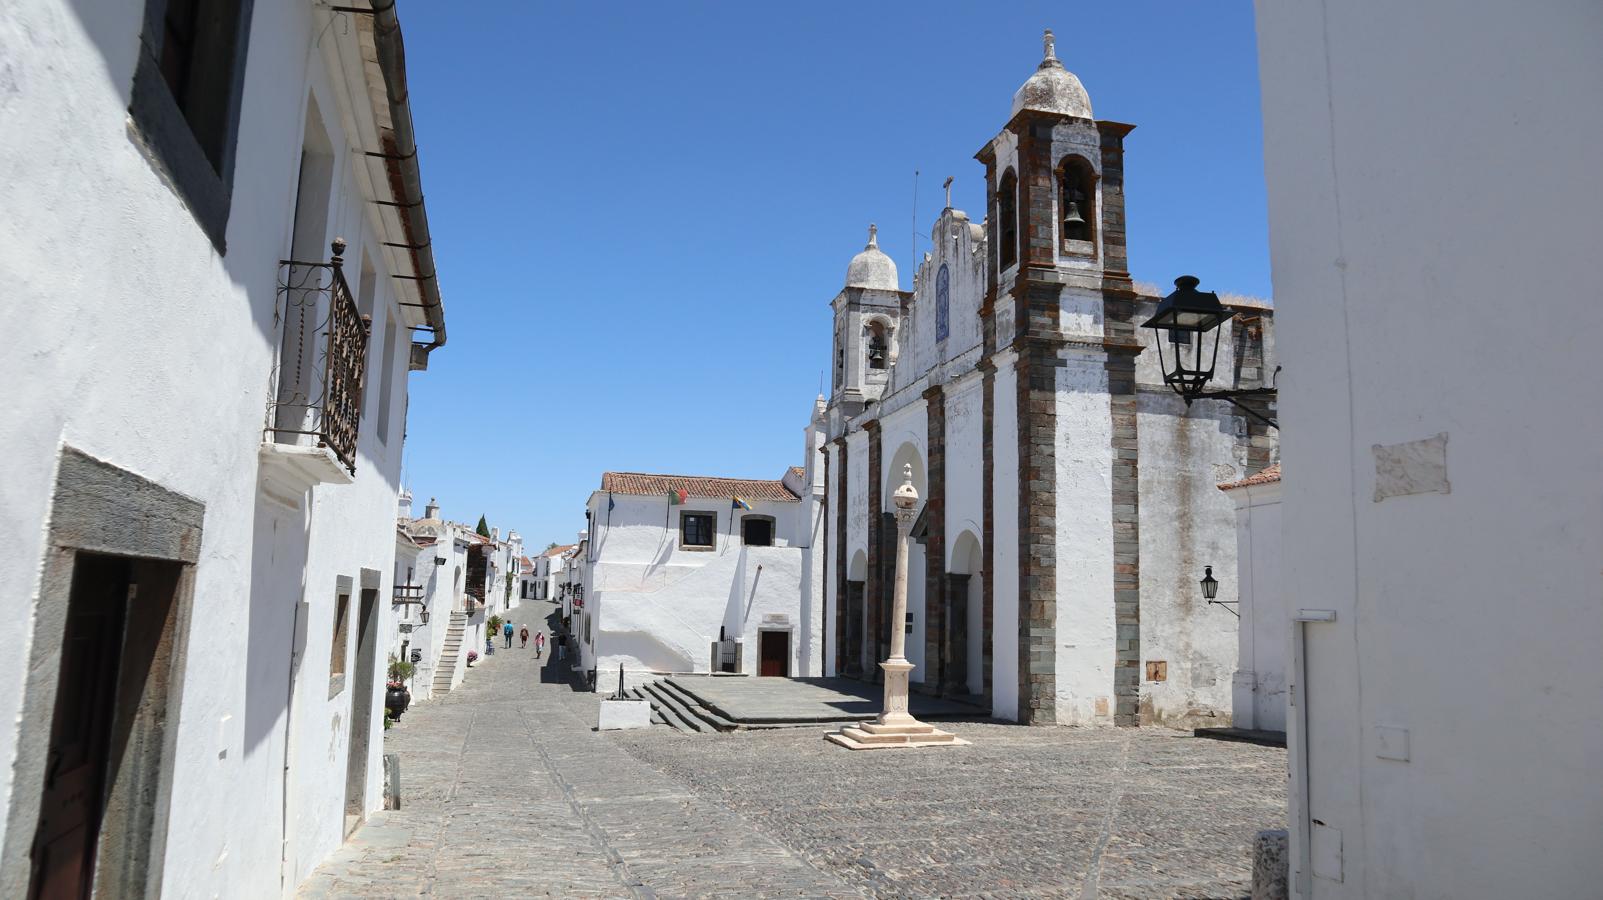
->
xmin=601 ymin=630 xmax=695 ymax=676
xmin=243 ymin=492 xmax=310 ymax=753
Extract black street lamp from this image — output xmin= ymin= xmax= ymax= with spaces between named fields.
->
xmin=1199 ymin=565 xmax=1237 ymax=617
xmin=1142 ymin=276 xmax=1278 ymax=428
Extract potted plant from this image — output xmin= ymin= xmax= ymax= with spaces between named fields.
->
xmin=466 ymin=649 xmax=479 ymax=667
xmin=385 ymin=654 xmax=415 ymax=720
xmin=487 ymin=614 xmax=503 ymax=636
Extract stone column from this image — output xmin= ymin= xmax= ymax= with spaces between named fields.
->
xmin=826 ymin=469 xmax=966 ymax=750
xmin=879 ymin=465 xmax=919 ymax=726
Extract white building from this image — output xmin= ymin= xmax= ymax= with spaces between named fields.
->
xmin=0 ymin=1 xmax=449 ymax=895
xmin=1219 ymin=465 xmax=1284 ymax=735
xmin=581 ymin=467 xmax=824 ymax=693
xmin=1254 ymin=1 xmax=1602 ymax=895
xmin=393 ymin=498 xmax=530 ymax=700
xmin=818 ymin=33 xmax=1276 ymax=727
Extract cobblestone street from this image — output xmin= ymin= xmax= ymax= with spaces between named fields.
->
xmin=302 ymin=608 xmax=1285 ymax=898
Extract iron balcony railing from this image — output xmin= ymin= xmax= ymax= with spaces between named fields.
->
xmin=268 ymin=239 xmax=370 ymax=474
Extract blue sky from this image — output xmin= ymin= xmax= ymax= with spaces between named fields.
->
xmin=397 ymin=1 xmax=1268 ymax=548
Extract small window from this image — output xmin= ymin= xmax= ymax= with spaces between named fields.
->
xmin=329 ymin=591 xmax=350 ymax=687
xmin=935 ymin=263 xmax=951 ymax=343
xmin=997 ymin=169 xmax=1019 ymax=270
xmin=741 ymin=516 xmax=775 ymax=547
xmin=680 ymin=511 xmax=716 ymax=549
xmin=130 ymin=0 xmax=256 ymax=250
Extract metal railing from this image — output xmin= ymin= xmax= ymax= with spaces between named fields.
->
xmin=268 ymin=239 xmax=370 ymax=474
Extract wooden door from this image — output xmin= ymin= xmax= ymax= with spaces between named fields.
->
xmin=843 ymin=581 xmax=864 ymax=677
xmin=758 ymin=630 xmax=789 ymax=677
xmin=30 ymin=555 xmax=129 ymax=900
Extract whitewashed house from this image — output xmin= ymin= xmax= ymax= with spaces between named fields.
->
xmin=394 ymin=498 xmax=529 ymax=700
xmin=1219 ymin=465 xmax=1284 ymax=734
xmin=1254 ymin=1 xmax=1601 ymax=895
xmin=582 ymin=465 xmax=825 ymax=693
xmin=0 ymin=1 xmax=449 ymax=895
xmin=817 ymin=33 xmax=1275 ymax=727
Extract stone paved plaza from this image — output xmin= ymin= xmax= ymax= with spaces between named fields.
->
xmin=301 ymin=610 xmax=1285 ymax=898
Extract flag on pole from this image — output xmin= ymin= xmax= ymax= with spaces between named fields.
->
xmin=668 ymin=488 xmax=687 ymax=505
xmin=731 ymin=496 xmax=751 ymax=511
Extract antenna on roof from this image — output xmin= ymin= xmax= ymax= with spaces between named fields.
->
xmin=910 ymin=169 xmax=919 ymax=289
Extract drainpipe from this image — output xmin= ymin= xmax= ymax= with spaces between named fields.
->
xmin=368 ymin=2 xmax=447 ymax=366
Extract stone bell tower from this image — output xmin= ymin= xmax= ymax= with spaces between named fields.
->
xmin=976 ymin=30 xmax=1142 ymax=726
xmin=828 ymin=224 xmax=909 ymax=417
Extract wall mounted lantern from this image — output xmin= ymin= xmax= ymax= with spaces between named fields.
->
xmin=1199 ymin=565 xmax=1237 ymax=617
xmin=1142 ymin=276 xmax=1278 ymax=428
xmin=419 ymin=608 xmax=430 ymax=625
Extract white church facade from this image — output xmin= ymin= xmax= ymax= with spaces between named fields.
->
xmin=817 ymin=33 xmax=1278 ymax=727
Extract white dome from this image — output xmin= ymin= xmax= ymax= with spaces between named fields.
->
xmin=1011 ymin=30 xmax=1092 ymax=120
xmin=845 ymin=224 xmax=899 ymax=290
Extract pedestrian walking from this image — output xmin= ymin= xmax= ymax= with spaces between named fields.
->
xmin=557 ymin=636 xmax=566 ymax=661
xmin=519 ymin=625 xmax=529 ymax=648
xmin=535 ymin=631 xmax=544 ymax=658
xmin=503 ymin=619 xmax=514 ymax=648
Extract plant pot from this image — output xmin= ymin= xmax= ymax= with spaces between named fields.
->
xmin=385 ymin=685 xmax=408 ymax=720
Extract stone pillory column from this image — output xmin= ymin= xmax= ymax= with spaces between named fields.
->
xmin=827 ymin=466 xmax=967 ymax=750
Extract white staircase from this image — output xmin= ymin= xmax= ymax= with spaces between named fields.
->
xmin=432 ymin=611 xmax=468 ymax=695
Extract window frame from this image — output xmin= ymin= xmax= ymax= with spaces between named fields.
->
xmin=741 ymin=515 xmax=777 ymax=547
xmin=679 ymin=510 xmax=717 ymax=551
xmin=130 ymin=0 xmax=257 ymax=252
xmin=328 ymin=589 xmax=351 ymax=696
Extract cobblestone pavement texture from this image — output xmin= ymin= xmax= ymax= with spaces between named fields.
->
xmin=301 ymin=604 xmax=1286 ymax=898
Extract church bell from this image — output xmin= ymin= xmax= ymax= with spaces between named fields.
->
xmin=1062 ymin=201 xmax=1086 ymax=228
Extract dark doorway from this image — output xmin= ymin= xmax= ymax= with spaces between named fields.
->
xmin=944 ymin=574 xmax=971 ymax=696
xmin=29 ymin=553 xmax=184 ymax=900
xmin=30 ymin=555 xmax=127 ymax=900
xmin=758 ymin=630 xmax=790 ymax=677
xmin=343 ymin=587 xmax=380 ymax=828
xmin=843 ymin=580 xmax=864 ymax=678
xmin=740 ymin=517 xmax=774 ymax=546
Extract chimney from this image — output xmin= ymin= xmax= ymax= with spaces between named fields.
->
xmin=398 ymin=489 xmax=413 ymax=520
xmin=424 ymin=497 xmax=440 ymax=519
xmin=491 ymin=527 xmax=500 ymax=542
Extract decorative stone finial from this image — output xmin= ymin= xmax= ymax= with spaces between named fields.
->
xmin=867 ymin=223 xmax=878 ymax=249
xmin=1044 ymin=29 xmax=1056 ymax=61
xmin=331 ymin=237 xmax=347 ymax=259
xmin=893 ymin=463 xmax=919 ymax=510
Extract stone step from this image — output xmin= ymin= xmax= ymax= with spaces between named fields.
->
xmin=857 ymin=721 xmax=936 ymax=736
xmin=638 ymin=681 xmax=707 ymax=733
xmin=654 ymin=679 xmax=737 ymax=732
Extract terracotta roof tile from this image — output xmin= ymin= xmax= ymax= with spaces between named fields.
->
xmin=1219 ymin=463 xmax=1281 ymax=491
xmin=545 ymin=543 xmax=575 ymax=557
xmin=601 ymin=471 xmax=800 ymax=502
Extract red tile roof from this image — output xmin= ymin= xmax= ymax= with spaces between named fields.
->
xmin=519 ymin=556 xmax=533 ymax=569
xmin=1219 ymin=463 xmax=1281 ymax=491
xmin=545 ymin=543 xmax=575 ymax=557
xmin=601 ymin=471 xmax=801 ymax=502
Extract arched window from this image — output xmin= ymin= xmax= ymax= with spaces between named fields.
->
xmin=997 ymin=169 xmax=1019 ymax=269
xmin=1059 ymin=156 xmax=1097 ymax=251
xmin=866 ymin=321 xmax=888 ymax=370
xmin=935 ymin=263 xmax=951 ymax=343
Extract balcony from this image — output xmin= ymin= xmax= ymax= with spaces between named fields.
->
xmin=263 ymin=239 xmax=370 ymax=488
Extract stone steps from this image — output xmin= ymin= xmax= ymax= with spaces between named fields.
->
xmin=637 ymin=680 xmax=709 ymax=733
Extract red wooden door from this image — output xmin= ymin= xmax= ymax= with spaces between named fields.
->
xmin=759 ymin=630 xmax=789 ymax=677
xmin=30 ymin=555 xmax=129 ymax=900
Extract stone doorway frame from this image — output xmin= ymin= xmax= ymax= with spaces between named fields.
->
xmin=1 ymin=448 xmax=202 ymax=900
